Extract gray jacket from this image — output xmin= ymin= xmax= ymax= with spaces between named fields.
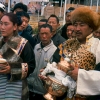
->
xmin=27 ymin=40 xmax=57 ymax=95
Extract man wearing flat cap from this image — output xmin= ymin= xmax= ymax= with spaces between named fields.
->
xmin=52 ymin=7 xmax=100 ymax=100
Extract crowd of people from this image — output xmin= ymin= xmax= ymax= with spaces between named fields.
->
xmin=0 ymin=2 xmax=100 ymax=100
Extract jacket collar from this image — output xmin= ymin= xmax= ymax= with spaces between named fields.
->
xmin=86 ymin=34 xmax=93 ymax=42
xmin=37 ymin=40 xmax=54 ymax=52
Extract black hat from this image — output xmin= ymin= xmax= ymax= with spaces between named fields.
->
xmin=12 ymin=3 xmax=27 ymax=12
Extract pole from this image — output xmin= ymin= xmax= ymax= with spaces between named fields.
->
xmin=59 ymin=0 xmax=63 ymax=17
xmin=38 ymin=9 xmax=39 ymax=21
xmin=74 ymin=0 xmax=75 ymax=3
xmin=41 ymin=1 xmax=44 ymax=16
xmin=63 ymin=0 xmax=67 ymax=25
xmin=96 ymin=0 xmax=99 ymax=12
xmin=90 ymin=0 xmax=92 ymax=9
xmin=8 ymin=0 xmax=10 ymax=12
xmin=79 ymin=0 xmax=80 ymax=4
xmin=77 ymin=2 xmax=78 ymax=7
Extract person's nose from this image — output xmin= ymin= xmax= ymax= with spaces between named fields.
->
xmin=68 ymin=30 xmax=72 ymax=34
xmin=68 ymin=16 xmax=71 ymax=20
xmin=22 ymin=21 xmax=26 ymax=26
xmin=42 ymin=34 xmax=46 ymax=38
xmin=48 ymin=22 xmax=53 ymax=26
xmin=1 ymin=24 xmax=5 ymax=30
xmin=75 ymin=25 xmax=81 ymax=31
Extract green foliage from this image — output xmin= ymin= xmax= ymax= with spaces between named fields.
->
xmin=33 ymin=27 xmax=38 ymax=34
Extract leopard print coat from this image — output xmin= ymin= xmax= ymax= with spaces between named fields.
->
xmin=59 ymin=38 xmax=96 ymax=71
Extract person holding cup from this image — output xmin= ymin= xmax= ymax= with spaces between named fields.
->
xmin=0 ymin=12 xmax=35 ymax=100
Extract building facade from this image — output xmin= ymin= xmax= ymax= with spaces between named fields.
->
xmin=71 ymin=0 xmax=100 ymax=6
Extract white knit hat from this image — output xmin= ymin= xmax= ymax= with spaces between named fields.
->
xmin=0 ymin=3 xmax=5 ymax=11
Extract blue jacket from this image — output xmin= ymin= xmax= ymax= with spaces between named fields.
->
xmin=23 ymin=25 xmax=33 ymax=36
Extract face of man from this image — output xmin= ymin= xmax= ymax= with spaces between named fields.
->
xmin=73 ymin=22 xmax=93 ymax=43
xmin=65 ymin=12 xmax=71 ymax=24
xmin=18 ymin=16 xmax=29 ymax=31
xmin=66 ymin=25 xmax=75 ymax=39
xmin=39 ymin=27 xmax=52 ymax=46
xmin=47 ymin=17 xmax=60 ymax=35
xmin=93 ymin=28 xmax=100 ymax=39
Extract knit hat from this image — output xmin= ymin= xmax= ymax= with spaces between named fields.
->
xmin=0 ymin=3 xmax=5 ymax=11
xmin=71 ymin=7 xmax=100 ymax=31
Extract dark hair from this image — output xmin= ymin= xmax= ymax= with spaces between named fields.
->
xmin=0 ymin=8 xmax=4 ymax=12
xmin=2 ymin=12 xmax=22 ymax=26
xmin=67 ymin=22 xmax=73 ymax=27
xmin=48 ymin=14 xmax=59 ymax=24
xmin=12 ymin=3 xmax=27 ymax=12
xmin=68 ymin=7 xmax=75 ymax=10
xmin=23 ymin=4 xmax=27 ymax=12
xmin=16 ymin=11 xmax=30 ymax=20
xmin=66 ymin=7 xmax=75 ymax=14
xmin=39 ymin=24 xmax=52 ymax=33
xmin=39 ymin=19 xmax=48 ymax=23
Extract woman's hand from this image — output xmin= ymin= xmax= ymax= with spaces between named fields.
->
xmin=0 ymin=63 xmax=11 ymax=74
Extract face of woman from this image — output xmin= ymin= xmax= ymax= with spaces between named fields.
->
xmin=0 ymin=15 xmax=17 ymax=37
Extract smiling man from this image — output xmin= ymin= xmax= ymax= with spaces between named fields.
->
xmin=52 ymin=7 xmax=100 ymax=100
xmin=64 ymin=7 xmax=100 ymax=100
xmin=16 ymin=11 xmax=35 ymax=48
xmin=12 ymin=2 xmax=33 ymax=36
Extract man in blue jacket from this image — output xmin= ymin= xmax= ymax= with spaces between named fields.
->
xmin=16 ymin=11 xmax=35 ymax=48
xmin=12 ymin=2 xmax=33 ymax=36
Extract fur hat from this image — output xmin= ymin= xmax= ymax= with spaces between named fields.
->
xmin=71 ymin=7 xmax=100 ymax=31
